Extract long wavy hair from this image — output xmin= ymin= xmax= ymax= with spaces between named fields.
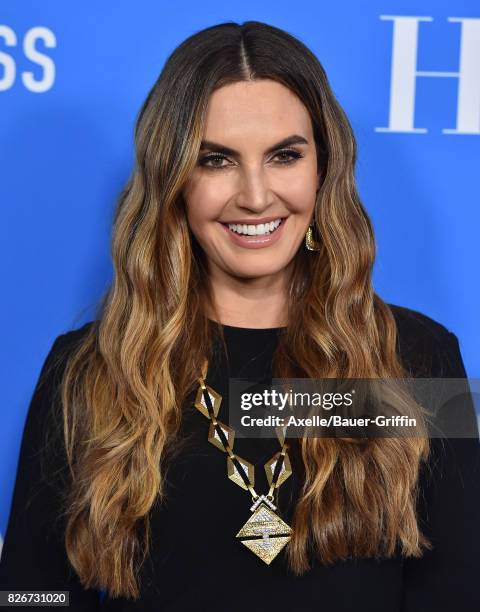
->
xmin=55 ymin=21 xmax=431 ymax=599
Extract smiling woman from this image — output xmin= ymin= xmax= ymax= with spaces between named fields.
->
xmin=0 ymin=19 xmax=479 ymax=612
xmin=183 ymin=79 xmax=322 ymax=306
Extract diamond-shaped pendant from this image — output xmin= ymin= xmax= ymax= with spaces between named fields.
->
xmin=208 ymin=420 xmax=235 ymax=452
xmin=236 ymin=502 xmax=292 ymax=565
xmin=265 ymin=451 xmax=292 ymax=487
xmin=194 ymin=384 xmax=222 ymax=418
xmin=227 ymin=455 xmax=254 ymax=490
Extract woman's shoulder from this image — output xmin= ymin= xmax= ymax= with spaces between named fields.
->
xmin=386 ymin=303 xmax=465 ymax=377
xmin=49 ymin=320 xmax=97 ymax=360
xmin=55 ymin=320 xmax=96 ymax=347
xmin=37 ymin=321 xmax=97 ymax=394
xmin=388 ymin=303 xmax=454 ymax=341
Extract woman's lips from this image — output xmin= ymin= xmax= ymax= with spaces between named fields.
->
xmin=219 ymin=218 xmax=286 ymax=249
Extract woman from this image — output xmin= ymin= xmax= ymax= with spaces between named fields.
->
xmin=1 ymin=20 xmax=479 ymax=611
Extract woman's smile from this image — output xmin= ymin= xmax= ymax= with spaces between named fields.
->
xmin=218 ymin=216 xmax=287 ymax=249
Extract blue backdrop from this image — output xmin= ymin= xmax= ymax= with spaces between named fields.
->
xmin=1 ymin=1 xmax=479 ymax=557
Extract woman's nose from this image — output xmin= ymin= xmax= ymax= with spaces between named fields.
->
xmin=235 ymin=166 xmax=274 ymax=212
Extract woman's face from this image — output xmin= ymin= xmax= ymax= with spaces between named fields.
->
xmin=182 ymin=79 xmax=320 ymax=281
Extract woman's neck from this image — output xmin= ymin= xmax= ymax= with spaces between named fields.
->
xmin=206 ymin=266 xmax=290 ymax=329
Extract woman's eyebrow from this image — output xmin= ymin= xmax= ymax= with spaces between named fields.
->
xmin=199 ymin=134 xmax=309 ymax=156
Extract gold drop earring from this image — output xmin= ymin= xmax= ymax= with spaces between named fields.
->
xmin=305 ymin=188 xmax=322 ymax=252
xmin=305 ymin=221 xmax=321 ymax=251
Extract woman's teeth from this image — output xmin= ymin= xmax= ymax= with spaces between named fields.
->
xmin=226 ymin=218 xmax=283 ymax=236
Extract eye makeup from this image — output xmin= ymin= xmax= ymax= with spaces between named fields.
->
xmin=198 ymin=148 xmax=305 ymax=171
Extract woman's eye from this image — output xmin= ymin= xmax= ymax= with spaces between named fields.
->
xmin=199 ymin=154 xmax=229 ymax=169
xmin=273 ymin=149 xmax=304 ymax=164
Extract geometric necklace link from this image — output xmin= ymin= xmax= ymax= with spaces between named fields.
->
xmin=195 ymin=358 xmax=293 ymax=565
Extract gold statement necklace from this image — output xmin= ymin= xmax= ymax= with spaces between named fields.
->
xmin=195 ymin=358 xmax=293 ymax=565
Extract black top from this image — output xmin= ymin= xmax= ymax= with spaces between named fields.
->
xmin=1 ymin=304 xmax=479 ymax=611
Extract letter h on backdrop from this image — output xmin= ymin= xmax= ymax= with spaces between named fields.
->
xmin=375 ymin=15 xmax=480 ymax=134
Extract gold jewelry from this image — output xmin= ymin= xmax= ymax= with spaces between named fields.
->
xmin=305 ymin=222 xmax=321 ymax=251
xmin=195 ymin=358 xmax=293 ymax=565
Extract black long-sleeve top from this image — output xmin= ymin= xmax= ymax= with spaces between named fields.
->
xmin=1 ymin=304 xmax=479 ymax=611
